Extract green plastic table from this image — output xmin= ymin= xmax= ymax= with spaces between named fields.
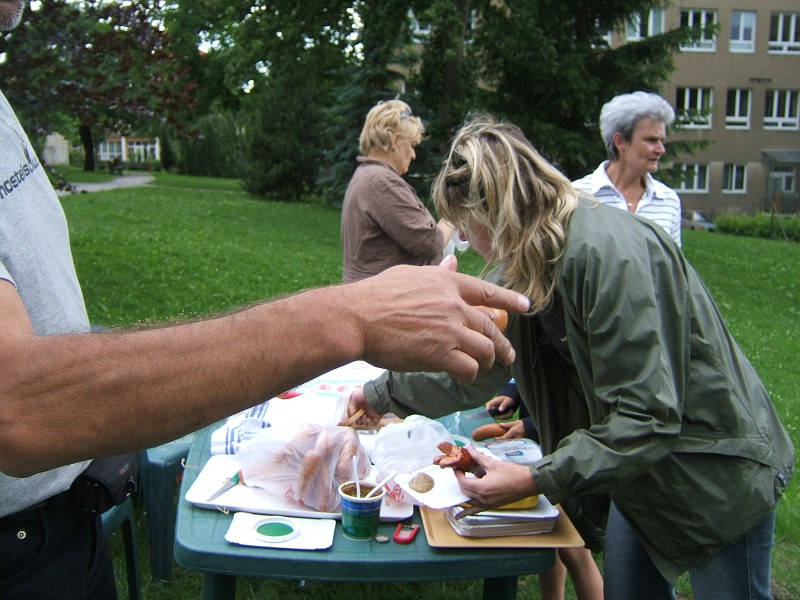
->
xmin=174 ymin=411 xmax=555 ymax=600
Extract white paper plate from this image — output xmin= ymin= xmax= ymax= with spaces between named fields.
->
xmin=225 ymin=512 xmax=335 ymax=550
xmin=395 ymin=465 xmax=471 ymax=509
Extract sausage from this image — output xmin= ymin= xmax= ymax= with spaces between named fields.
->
xmin=433 ymin=441 xmax=475 ymax=472
xmin=297 ymin=449 xmax=323 ymax=499
xmin=334 ymin=428 xmax=360 ymax=478
xmin=474 ymin=306 xmax=508 ymax=333
xmin=471 ymin=423 xmax=507 ymax=442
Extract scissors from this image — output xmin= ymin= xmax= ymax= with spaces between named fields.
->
xmin=206 ymin=471 xmax=241 ymax=503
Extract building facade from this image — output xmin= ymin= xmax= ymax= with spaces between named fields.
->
xmin=610 ymin=1 xmax=799 ymax=215
xmin=97 ymin=135 xmax=161 ymax=164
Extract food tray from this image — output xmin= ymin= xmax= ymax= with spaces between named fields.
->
xmin=421 ymin=504 xmax=584 ymax=548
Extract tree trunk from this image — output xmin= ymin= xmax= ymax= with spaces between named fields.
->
xmin=437 ymin=0 xmax=472 ymax=152
xmin=80 ymin=123 xmax=95 ymax=172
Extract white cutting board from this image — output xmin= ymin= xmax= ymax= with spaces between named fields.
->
xmin=186 ymin=453 xmax=412 ymax=521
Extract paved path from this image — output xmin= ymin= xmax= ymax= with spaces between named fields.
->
xmin=57 ymin=173 xmax=154 ymax=196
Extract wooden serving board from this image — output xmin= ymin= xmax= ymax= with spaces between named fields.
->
xmin=420 ymin=504 xmax=585 ymax=549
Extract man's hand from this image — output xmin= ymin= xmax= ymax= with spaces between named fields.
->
xmin=347 ymin=256 xmax=529 ymax=381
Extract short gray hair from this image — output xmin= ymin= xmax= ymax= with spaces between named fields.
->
xmin=600 ymin=92 xmax=675 ymax=161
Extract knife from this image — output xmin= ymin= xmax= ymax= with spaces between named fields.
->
xmin=206 ymin=471 xmax=241 ymax=503
xmin=463 ymin=406 xmax=502 ymax=420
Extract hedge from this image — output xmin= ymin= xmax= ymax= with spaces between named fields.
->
xmin=715 ymin=212 xmax=800 ymax=243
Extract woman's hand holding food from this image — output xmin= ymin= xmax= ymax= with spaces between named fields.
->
xmin=494 ymin=419 xmax=526 ymax=439
xmin=344 ymin=388 xmax=383 ymax=427
xmin=453 ymin=446 xmax=538 ymax=509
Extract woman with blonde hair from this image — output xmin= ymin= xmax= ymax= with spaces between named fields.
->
xmin=347 ymin=116 xmax=792 ymax=599
xmin=341 ymin=100 xmax=454 ymax=283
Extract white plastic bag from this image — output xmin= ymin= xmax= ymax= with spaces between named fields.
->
xmin=370 ymin=415 xmax=451 ymax=478
xmin=238 ymin=424 xmax=370 ymax=513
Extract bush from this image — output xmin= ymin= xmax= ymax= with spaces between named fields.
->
xmin=715 ymin=212 xmax=800 ymax=242
xmin=124 ymin=160 xmax=163 ymax=172
xmin=177 ymin=112 xmax=248 ymax=178
xmin=69 ymin=150 xmax=84 ymax=167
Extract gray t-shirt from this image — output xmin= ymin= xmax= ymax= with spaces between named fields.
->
xmin=0 ymin=90 xmax=91 ymax=517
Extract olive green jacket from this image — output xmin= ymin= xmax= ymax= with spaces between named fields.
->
xmin=363 ymin=199 xmax=794 ymax=582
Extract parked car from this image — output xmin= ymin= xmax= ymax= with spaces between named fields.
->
xmin=681 ymin=210 xmax=716 ymax=231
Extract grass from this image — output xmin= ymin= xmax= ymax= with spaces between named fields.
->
xmin=59 ymin=183 xmax=799 ymax=599
xmin=52 ymin=163 xmax=118 ymax=184
xmin=150 ymin=171 xmax=245 ymax=193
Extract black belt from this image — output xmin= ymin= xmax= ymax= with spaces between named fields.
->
xmin=0 ymin=490 xmax=73 ymax=530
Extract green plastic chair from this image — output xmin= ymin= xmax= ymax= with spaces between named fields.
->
xmin=138 ymin=432 xmax=195 ymax=580
xmin=101 ymin=496 xmax=141 ymax=600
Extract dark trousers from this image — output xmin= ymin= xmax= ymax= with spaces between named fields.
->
xmin=0 ymin=491 xmax=118 ymax=599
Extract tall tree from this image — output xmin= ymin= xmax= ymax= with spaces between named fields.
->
xmin=470 ymin=0 xmax=701 ymax=178
xmin=219 ymin=1 xmax=353 ymax=199
xmin=411 ymin=0 xmax=477 ymax=188
xmin=0 ymin=0 xmax=197 ymax=171
xmin=319 ymin=0 xmax=416 ymax=206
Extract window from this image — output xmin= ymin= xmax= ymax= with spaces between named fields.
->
xmin=769 ymin=12 xmax=800 ymax=54
xmin=722 ymin=164 xmax=747 ymax=193
xmin=675 ymin=163 xmax=709 ymax=193
xmin=127 ymin=139 xmax=158 ymax=161
xmin=627 ymin=9 xmax=665 ymax=41
xmin=764 ymin=89 xmax=800 ymax=130
xmin=726 ymin=89 xmax=751 ymax=129
xmin=770 ymin=166 xmax=796 ymax=193
xmin=97 ymin=140 xmax=122 ymax=161
xmin=593 ymin=18 xmax=612 ymax=48
xmin=680 ymin=9 xmax=717 ymax=51
xmin=676 ymin=87 xmax=714 ymax=128
xmin=408 ymin=9 xmax=431 ymax=42
xmin=730 ymin=11 xmax=756 ymax=53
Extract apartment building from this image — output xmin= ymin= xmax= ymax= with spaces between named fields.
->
xmin=611 ymin=1 xmax=799 ymax=215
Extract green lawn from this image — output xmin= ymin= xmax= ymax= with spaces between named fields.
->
xmin=52 ymin=163 xmax=118 ymax=183
xmin=59 ymin=183 xmax=799 ymax=599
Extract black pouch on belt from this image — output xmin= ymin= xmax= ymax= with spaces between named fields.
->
xmin=72 ymin=454 xmax=139 ymax=513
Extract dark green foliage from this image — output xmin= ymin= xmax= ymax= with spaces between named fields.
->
xmin=318 ymin=0 xmax=416 ymax=207
xmin=410 ymin=0 xmax=479 ymax=193
xmin=9 ymin=1 xmax=709 ymax=197
xmin=158 ymin=130 xmax=178 ymax=172
xmin=470 ymin=1 xmax=703 ymax=179
xmin=177 ymin=112 xmax=248 ymax=178
xmin=0 ymin=0 xmax=197 ymax=171
xmin=241 ymin=68 xmax=327 ymax=202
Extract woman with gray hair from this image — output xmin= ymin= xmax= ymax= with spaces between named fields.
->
xmin=573 ymin=91 xmax=682 ymax=245
xmin=346 ymin=116 xmax=792 ymax=600
xmin=341 ymin=100 xmax=454 ymax=282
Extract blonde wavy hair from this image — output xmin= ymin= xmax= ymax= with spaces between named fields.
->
xmin=359 ymin=100 xmax=424 ymax=155
xmin=432 ymin=116 xmax=581 ymax=311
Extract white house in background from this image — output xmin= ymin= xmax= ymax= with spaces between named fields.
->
xmin=42 ymin=133 xmax=69 ymax=165
xmin=97 ymin=135 xmax=161 ymax=163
